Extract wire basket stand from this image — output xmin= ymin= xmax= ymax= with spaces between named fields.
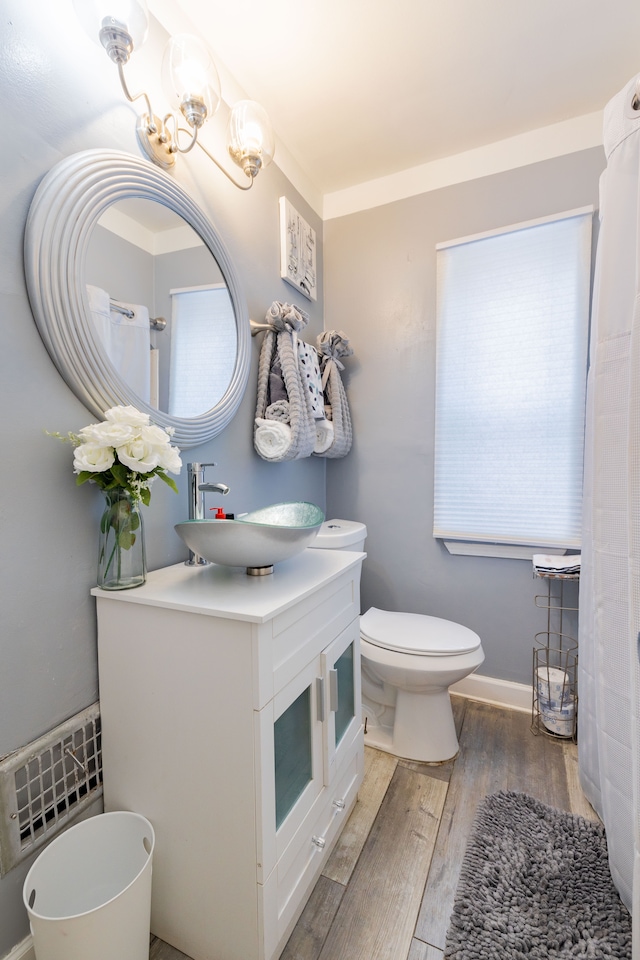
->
xmin=531 ymin=569 xmax=579 ymax=741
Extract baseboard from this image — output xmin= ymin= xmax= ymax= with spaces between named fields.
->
xmin=450 ymin=673 xmax=532 ymax=713
xmin=2 ymin=937 xmax=34 ymax=960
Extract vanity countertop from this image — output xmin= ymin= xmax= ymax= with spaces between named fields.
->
xmin=91 ymin=548 xmax=365 ymax=623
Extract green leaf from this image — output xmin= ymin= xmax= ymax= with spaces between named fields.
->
xmin=114 ymin=500 xmax=131 ymax=525
xmin=118 ymin=529 xmax=135 ymax=550
xmin=111 ymin=463 xmax=129 ymax=486
xmin=157 ymin=470 xmax=179 ymax=494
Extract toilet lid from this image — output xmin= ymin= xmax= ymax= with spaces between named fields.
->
xmin=360 ymin=607 xmax=482 ymax=656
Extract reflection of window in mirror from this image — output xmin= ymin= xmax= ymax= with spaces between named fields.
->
xmin=169 ymin=285 xmax=237 ymax=417
xmin=84 ymin=199 xmax=233 ymax=416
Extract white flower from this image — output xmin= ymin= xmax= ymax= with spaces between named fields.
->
xmin=157 ymin=443 xmax=182 ymax=474
xmin=104 ymin=405 xmax=150 ymax=428
xmin=116 ymin=436 xmax=162 ymax=473
xmin=73 ymin=442 xmax=115 ymax=474
xmin=140 ymin=424 xmax=172 ymax=446
xmin=79 ymin=421 xmax=137 ymax=448
xmin=137 ymin=424 xmax=182 ymax=474
xmin=53 ymin=404 xmax=182 ymax=503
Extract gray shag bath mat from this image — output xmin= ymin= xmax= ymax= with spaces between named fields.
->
xmin=444 ymin=791 xmax=631 ymax=959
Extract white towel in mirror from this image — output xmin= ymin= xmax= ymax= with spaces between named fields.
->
xmin=86 ymin=285 xmax=151 ymax=404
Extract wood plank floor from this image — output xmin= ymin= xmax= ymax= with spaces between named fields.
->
xmin=149 ymin=697 xmax=598 ymax=960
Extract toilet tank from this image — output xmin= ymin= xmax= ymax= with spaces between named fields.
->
xmin=310 ymin=520 xmax=367 ymax=552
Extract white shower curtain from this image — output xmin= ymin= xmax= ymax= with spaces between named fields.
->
xmin=87 ymin=285 xmax=151 ymax=404
xmin=579 ymin=74 xmax=640 ymax=950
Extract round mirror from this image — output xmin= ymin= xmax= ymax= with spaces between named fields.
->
xmin=24 ymin=150 xmax=251 ymax=448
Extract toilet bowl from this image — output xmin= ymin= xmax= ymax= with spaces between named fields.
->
xmin=310 ymin=520 xmax=485 ymax=762
xmin=360 ymin=607 xmax=484 ymax=762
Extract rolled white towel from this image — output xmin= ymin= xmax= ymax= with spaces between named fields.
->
xmin=255 ymin=417 xmax=291 ymax=460
xmin=265 ymin=400 xmax=291 ymax=423
xmin=314 ymin=419 xmax=334 ymax=454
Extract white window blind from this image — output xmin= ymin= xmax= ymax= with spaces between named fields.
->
xmin=168 ymin=285 xmax=237 ymax=418
xmin=433 ymin=207 xmax=592 ymax=549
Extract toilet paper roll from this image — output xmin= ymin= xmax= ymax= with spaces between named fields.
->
xmin=536 ymin=667 xmax=571 ymax=706
xmin=539 ymin=694 xmax=575 ymax=714
xmin=539 ymin=695 xmax=575 ymax=737
xmin=539 ymin=692 xmax=575 ymax=714
xmin=540 ymin=712 xmax=575 ymax=737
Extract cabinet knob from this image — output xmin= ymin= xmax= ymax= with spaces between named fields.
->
xmin=311 ymin=835 xmax=326 ymax=849
xmin=332 ymin=798 xmax=346 ymax=810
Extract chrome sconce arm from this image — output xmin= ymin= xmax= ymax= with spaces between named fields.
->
xmin=73 ymin=0 xmax=275 ymax=189
xmin=193 ymin=134 xmax=253 ymax=192
xmin=116 ymin=60 xmax=155 ymax=125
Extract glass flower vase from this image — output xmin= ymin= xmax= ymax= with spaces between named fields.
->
xmin=97 ymin=490 xmax=146 ymax=590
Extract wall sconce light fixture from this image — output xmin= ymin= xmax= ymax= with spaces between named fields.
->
xmin=73 ymin=0 xmax=275 ymax=189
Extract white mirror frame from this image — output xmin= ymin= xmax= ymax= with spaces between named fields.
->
xmin=24 ymin=149 xmax=251 ymax=448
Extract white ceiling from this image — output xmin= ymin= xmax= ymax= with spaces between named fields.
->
xmin=172 ymin=0 xmax=640 ymax=198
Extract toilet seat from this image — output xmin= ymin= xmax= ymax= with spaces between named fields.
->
xmin=360 ymin=607 xmax=481 ymax=657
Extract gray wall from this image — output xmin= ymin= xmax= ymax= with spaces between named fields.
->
xmin=85 ymin=224 xmax=155 ymax=307
xmin=324 ymin=148 xmax=604 ymax=685
xmin=0 ymin=3 xmax=324 ymax=953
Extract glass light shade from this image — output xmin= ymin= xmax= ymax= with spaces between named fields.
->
xmin=73 ymin=0 xmax=149 ymax=51
xmin=227 ymin=100 xmax=275 ymax=179
xmin=161 ymin=35 xmax=221 ymax=128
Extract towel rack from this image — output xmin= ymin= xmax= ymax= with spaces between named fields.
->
xmin=250 ymin=319 xmax=311 ymax=337
xmin=250 ymin=310 xmax=310 ymax=338
xmin=110 ymin=301 xmax=134 ymax=319
xmin=250 ymin=320 xmax=276 ymax=336
xmin=109 ymin=300 xmax=167 ymax=330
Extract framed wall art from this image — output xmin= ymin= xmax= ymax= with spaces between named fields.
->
xmin=279 ymin=196 xmax=317 ymax=301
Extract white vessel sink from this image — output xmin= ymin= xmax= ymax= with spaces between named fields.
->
xmin=175 ymin=502 xmax=325 ymax=574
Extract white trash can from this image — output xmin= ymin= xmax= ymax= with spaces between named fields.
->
xmin=23 ymin=811 xmax=155 ymax=960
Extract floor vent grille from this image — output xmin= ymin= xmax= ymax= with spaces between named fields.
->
xmin=0 ymin=702 xmax=103 ymax=875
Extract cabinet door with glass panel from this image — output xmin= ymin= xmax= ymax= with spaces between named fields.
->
xmin=321 ymin=619 xmax=361 ymax=784
xmin=257 ymin=655 xmax=325 ymax=872
xmin=256 ymin=622 xmax=362 ymax=876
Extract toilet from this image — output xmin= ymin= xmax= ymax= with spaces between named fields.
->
xmin=310 ymin=520 xmax=485 ymax=762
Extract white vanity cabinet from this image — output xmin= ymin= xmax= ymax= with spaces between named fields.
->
xmin=92 ymin=549 xmax=365 ymax=960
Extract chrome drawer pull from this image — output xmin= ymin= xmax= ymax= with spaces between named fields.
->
xmin=329 ymin=669 xmax=339 ymax=711
xmin=316 ymin=678 xmax=325 ymax=722
xmin=311 ymin=835 xmax=326 ymax=849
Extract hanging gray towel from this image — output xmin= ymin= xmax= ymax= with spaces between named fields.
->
xmin=315 ymin=330 xmax=354 ymax=458
xmin=254 ymin=302 xmax=317 ymax=461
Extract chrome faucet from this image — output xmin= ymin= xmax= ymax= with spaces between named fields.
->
xmin=186 ymin=462 xmax=230 ymax=566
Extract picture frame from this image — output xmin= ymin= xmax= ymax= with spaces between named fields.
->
xmin=279 ymin=196 xmax=317 ymax=301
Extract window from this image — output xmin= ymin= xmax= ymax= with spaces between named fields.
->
xmin=168 ymin=284 xmax=237 ymax=418
xmin=433 ymin=207 xmax=593 ymax=550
